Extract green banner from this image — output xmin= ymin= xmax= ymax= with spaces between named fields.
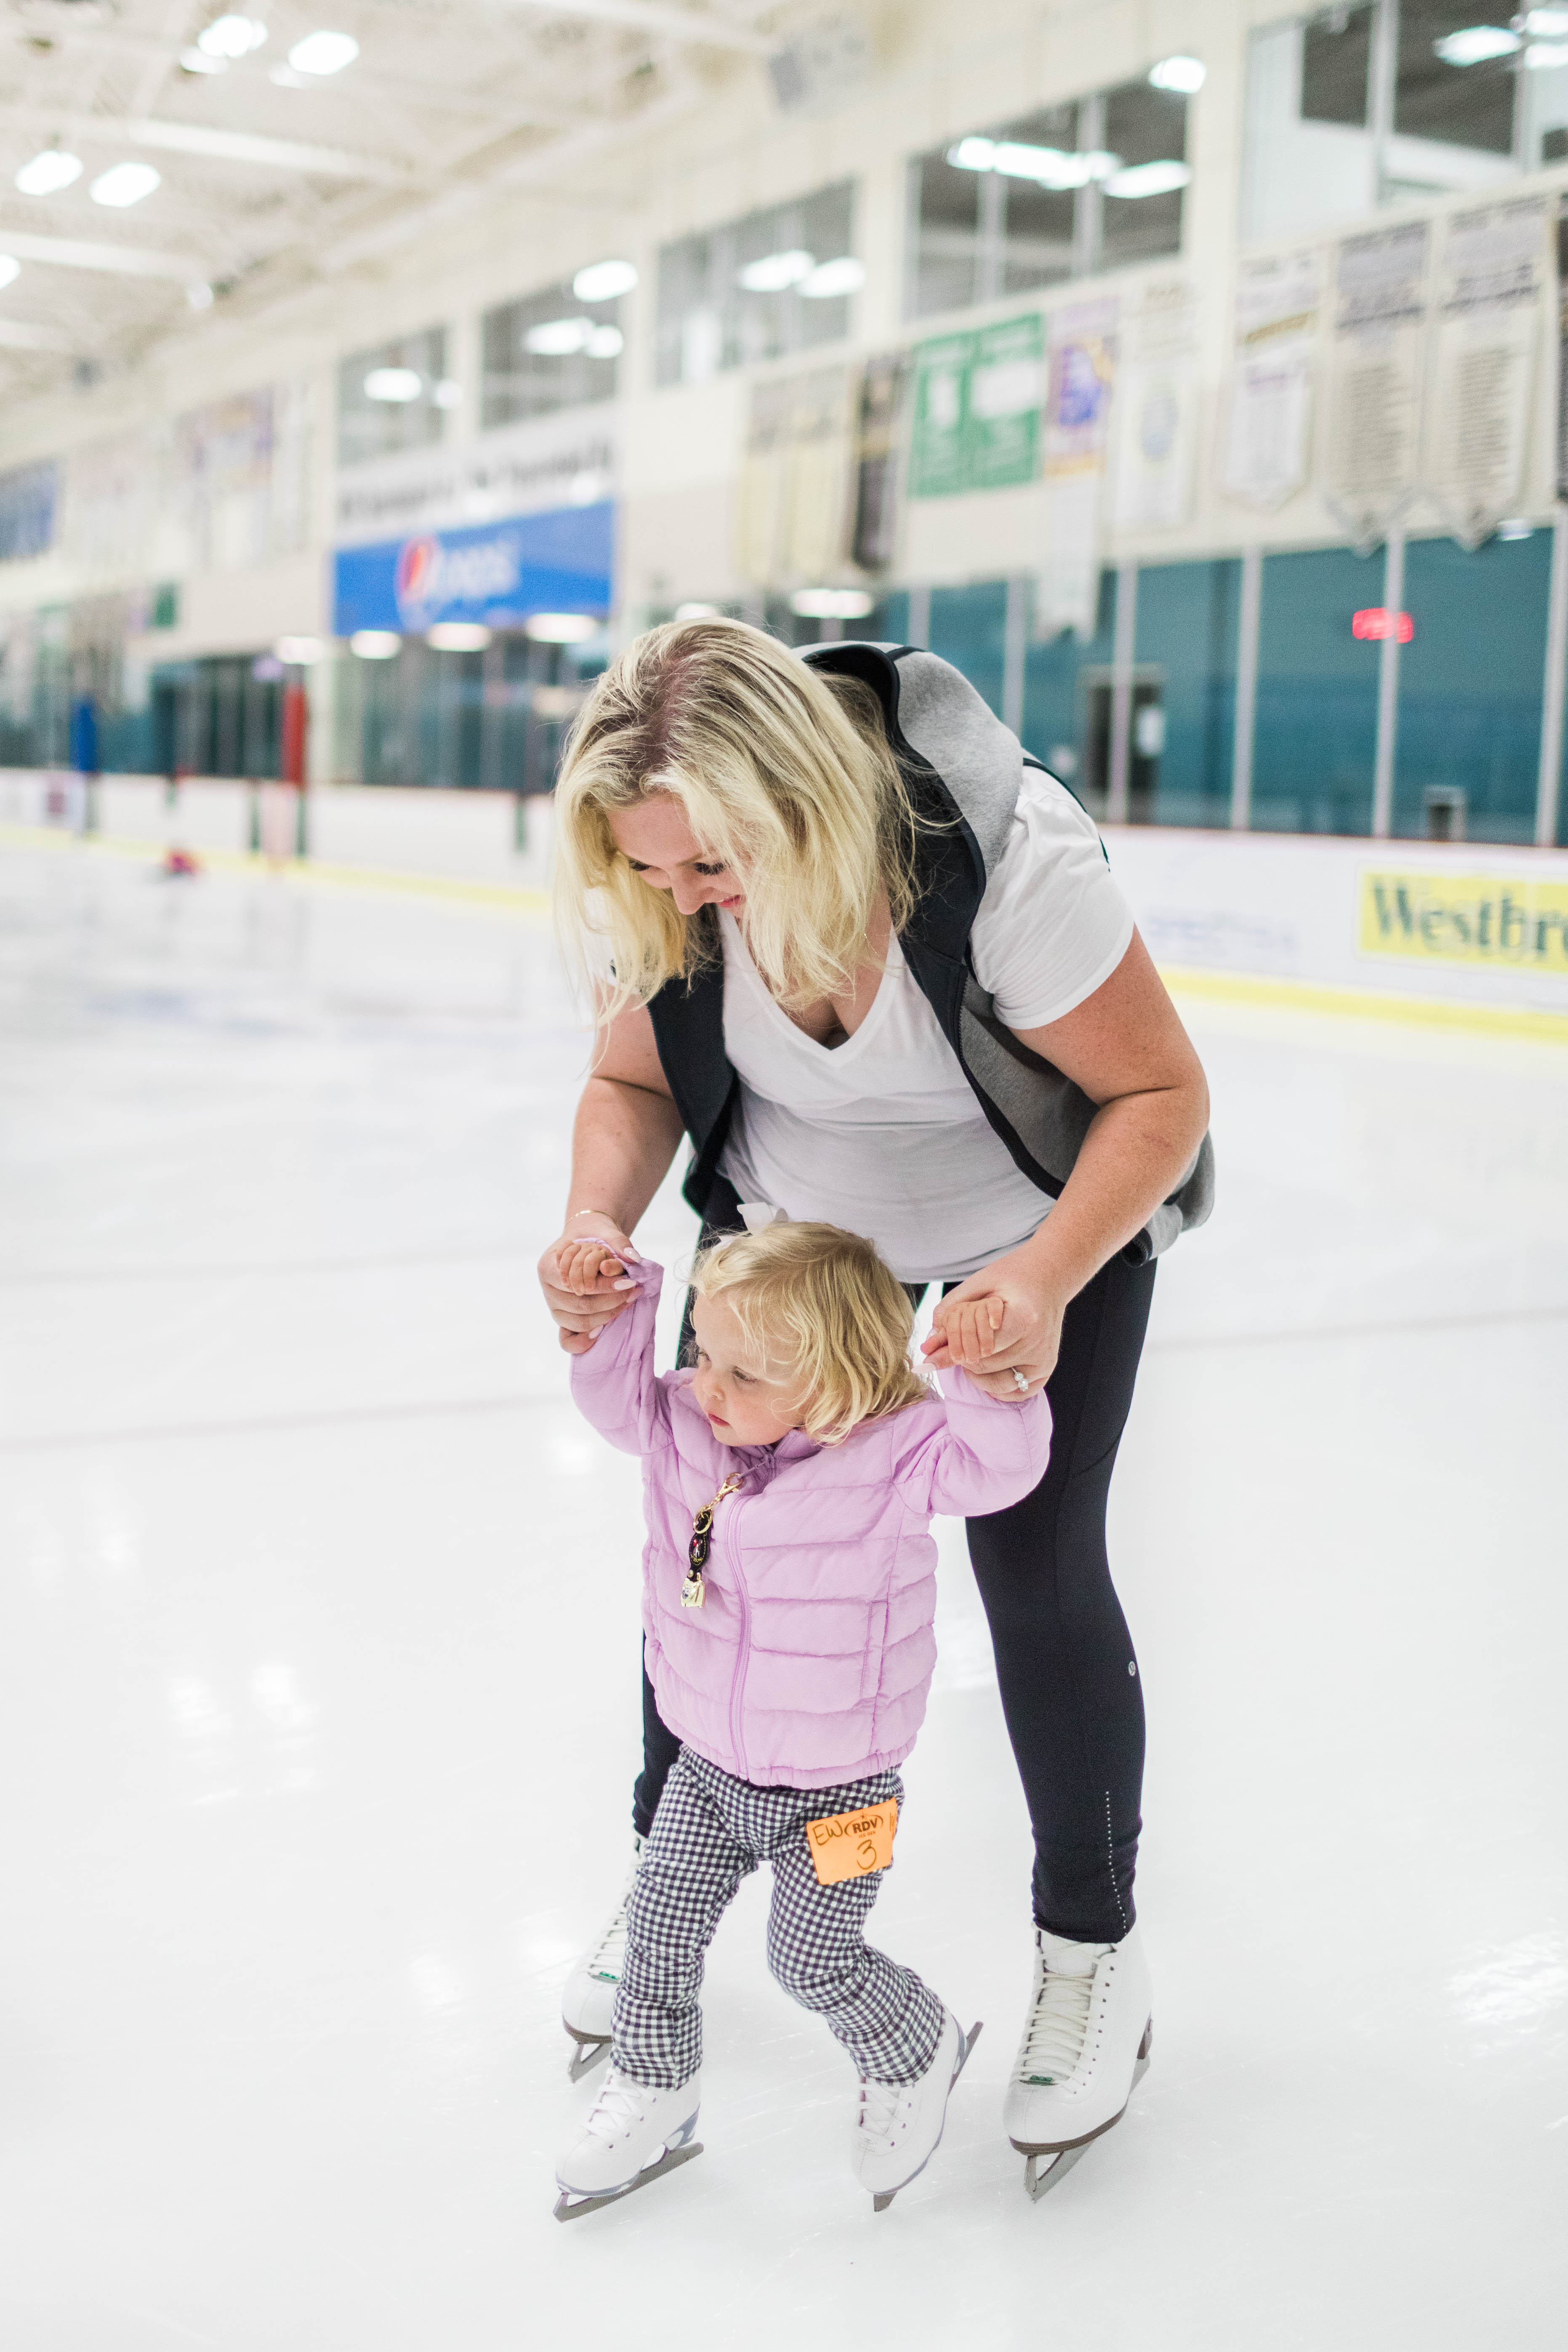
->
xmin=908 ymin=313 xmax=1046 ymax=498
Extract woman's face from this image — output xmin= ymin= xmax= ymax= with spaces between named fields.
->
xmin=607 ymin=794 xmax=745 ymax=918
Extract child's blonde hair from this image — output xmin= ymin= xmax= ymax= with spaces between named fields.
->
xmin=691 ymin=1222 xmax=928 ymax=1446
xmin=553 ymin=615 xmax=923 ymax=1019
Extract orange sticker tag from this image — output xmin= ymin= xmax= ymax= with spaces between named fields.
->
xmin=805 ymin=1798 xmax=898 ymax=1886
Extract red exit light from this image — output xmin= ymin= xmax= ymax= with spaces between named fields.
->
xmin=1352 ymin=606 xmax=1414 ymax=642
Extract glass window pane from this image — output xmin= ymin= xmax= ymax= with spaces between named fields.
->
xmin=1302 ymin=2 xmax=1373 ymax=127
xmin=1099 ymin=81 xmax=1187 ymax=269
xmin=480 ymin=281 xmax=620 ymax=431
xmin=1022 ymin=571 xmax=1118 ymax=805
xmin=994 ymin=104 xmax=1078 ymax=295
xmin=1395 ymin=1 xmax=1516 ymax=154
xmin=658 ymin=182 xmax=856 ymax=383
xmin=1133 ymin=559 xmax=1242 ymax=827
xmin=1254 ymin=546 xmax=1382 ymax=832
xmin=911 ymin=153 xmax=982 ymax=319
xmin=1395 ymin=533 xmax=1549 ymax=843
xmin=337 ymin=327 xmax=447 ymax=468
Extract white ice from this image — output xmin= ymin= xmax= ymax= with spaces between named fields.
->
xmin=1 ymin=842 xmax=1564 ymax=2352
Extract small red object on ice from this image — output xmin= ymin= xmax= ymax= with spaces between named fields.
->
xmin=163 ymin=847 xmax=200 ymax=876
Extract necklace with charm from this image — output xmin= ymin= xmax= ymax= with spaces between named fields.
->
xmin=682 ymin=1473 xmax=744 ymax=1608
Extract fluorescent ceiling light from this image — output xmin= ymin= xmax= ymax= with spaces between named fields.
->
xmin=800 ymin=256 xmax=864 ymax=298
xmin=1524 ymin=36 xmax=1568 ymax=62
xmin=198 ymin=13 xmax=268 ymax=56
xmin=0 ymin=257 xmax=19 ymax=290
xmin=90 ymin=162 xmax=162 ymax=208
xmin=275 ymin=635 xmax=325 ymax=663
xmin=288 ymin=29 xmax=359 ymax=74
xmin=526 ymin=316 xmax=594 ymax=354
xmin=1149 ymin=54 xmax=1206 ymax=92
xmin=572 ymin=258 xmax=637 ymax=301
xmin=946 ymin=136 xmax=1118 ymax=188
xmin=584 ymin=323 xmax=623 ymax=357
xmin=1103 ymin=159 xmax=1191 ymax=199
xmin=16 ymin=150 xmax=83 ymax=195
xmin=363 ymin=365 xmax=423 ymax=401
xmin=1434 ymin=24 xmax=1520 ymax=62
xmin=427 ymin=623 xmax=492 ymax=651
xmin=526 ymin=612 xmax=597 ymax=642
xmin=790 ymin=587 xmax=876 ymax=618
xmin=1524 ymin=5 xmax=1568 ymax=28
xmin=186 ymin=279 xmax=213 ymax=309
xmin=737 ymin=248 xmax=815 ymax=292
xmin=180 ymin=47 xmax=228 ymax=71
xmin=351 ymin=630 xmax=402 ymax=657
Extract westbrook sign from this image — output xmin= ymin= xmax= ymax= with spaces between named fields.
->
xmin=332 ymin=501 xmax=612 ymax=637
xmin=1360 ymin=870 xmax=1568 ymax=973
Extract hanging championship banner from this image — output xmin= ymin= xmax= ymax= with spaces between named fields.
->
xmin=1221 ymin=248 xmax=1322 ymax=513
xmin=735 ymin=365 xmax=856 ymax=586
xmin=907 ymin=313 xmax=1046 ymax=499
xmin=1425 ymin=196 xmax=1548 ymax=549
xmin=1110 ymin=278 xmax=1200 ymax=533
xmin=850 ymin=352 xmax=911 ymax=571
xmin=1323 ymin=221 xmax=1430 ymax=554
xmin=1036 ymin=296 xmax=1118 ymax=639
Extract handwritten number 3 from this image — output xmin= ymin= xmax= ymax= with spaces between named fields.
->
xmin=857 ymin=1837 xmax=876 ymax=1867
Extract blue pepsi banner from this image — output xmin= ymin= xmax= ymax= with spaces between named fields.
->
xmin=332 ymin=500 xmax=613 ymax=636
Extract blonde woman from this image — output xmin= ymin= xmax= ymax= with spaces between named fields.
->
xmin=538 ymin=617 xmax=1212 ymax=2198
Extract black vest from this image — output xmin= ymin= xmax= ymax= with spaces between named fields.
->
xmin=645 ymin=641 xmax=1214 ymax=1267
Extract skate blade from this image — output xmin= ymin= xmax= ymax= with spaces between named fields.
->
xmin=564 ymin=2034 xmax=611 ymax=2085
xmin=552 ymin=2137 xmax=703 ymax=2223
xmin=869 ymin=2019 xmax=983 ymax=2214
xmin=1016 ymin=2017 xmax=1153 ymax=2203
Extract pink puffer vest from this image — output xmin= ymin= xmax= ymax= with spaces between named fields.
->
xmin=570 ymin=1260 xmax=1052 ymax=1789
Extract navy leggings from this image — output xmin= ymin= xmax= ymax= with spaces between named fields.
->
xmin=632 ymin=1195 xmax=1156 ymax=1945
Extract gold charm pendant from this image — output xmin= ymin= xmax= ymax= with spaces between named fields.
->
xmin=683 ymin=1473 xmax=742 ymax=1609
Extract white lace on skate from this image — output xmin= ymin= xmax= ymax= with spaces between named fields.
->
xmin=582 ymin=2070 xmax=645 ymax=2145
xmin=1014 ymin=1947 xmax=1109 ymax=2087
xmin=585 ymin=1896 xmax=630 ymax=1985
xmin=855 ymin=2075 xmax=908 ymax=2147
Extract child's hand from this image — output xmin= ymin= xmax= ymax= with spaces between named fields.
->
xmin=556 ymin=1238 xmax=637 ymax=1295
xmin=539 ymin=1213 xmax=642 ymax=1353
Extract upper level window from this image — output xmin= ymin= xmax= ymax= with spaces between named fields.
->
xmin=907 ymin=66 xmax=1194 ymax=321
xmin=655 ymin=181 xmax=858 ymax=387
xmin=338 ymin=327 xmax=452 ymax=469
xmin=481 ymin=274 xmax=626 ymax=430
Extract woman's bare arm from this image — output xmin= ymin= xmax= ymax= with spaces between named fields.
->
xmin=924 ymin=932 xmax=1209 ymax=1388
xmin=539 ymin=1002 xmax=687 ymax=1354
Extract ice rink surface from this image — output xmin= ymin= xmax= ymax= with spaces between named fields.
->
xmin=1 ymin=840 xmax=1564 ymax=2352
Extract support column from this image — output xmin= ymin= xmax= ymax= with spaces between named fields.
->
xmin=1537 ymin=505 xmax=1568 ymax=847
xmin=1230 ymin=544 xmax=1263 ymax=832
xmin=1106 ymin=559 xmax=1137 ymax=823
xmin=1371 ymin=527 xmax=1405 ymax=839
xmin=1002 ymin=572 xmax=1028 ymax=738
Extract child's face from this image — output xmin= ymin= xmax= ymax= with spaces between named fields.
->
xmin=690 ymin=1292 xmax=800 ymax=1446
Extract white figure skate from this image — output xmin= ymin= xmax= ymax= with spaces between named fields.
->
xmin=1004 ymin=1924 xmax=1152 ymax=2200
xmin=850 ymin=2009 xmax=982 ymax=2213
xmin=561 ymin=1835 xmax=643 ymax=2082
xmin=553 ymin=2067 xmax=703 ymax=2221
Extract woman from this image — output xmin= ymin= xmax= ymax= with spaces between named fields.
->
xmin=537 ymin=617 xmax=1211 ymax=2194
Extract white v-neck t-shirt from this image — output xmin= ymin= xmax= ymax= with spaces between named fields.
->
xmin=716 ymin=770 xmax=1134 ymax=1284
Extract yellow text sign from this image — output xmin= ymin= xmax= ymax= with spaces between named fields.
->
xmin=806 ymin=1798 xmax=897 ymax=1886
xmin=1359 ymin=870 xmax=1568 ymax=975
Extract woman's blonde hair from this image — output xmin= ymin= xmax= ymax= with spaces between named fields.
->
xmin=691 ymin=1221 xmax=928 ymax=1446
xmin=554 ymin=616 xmax=921 ymax=1017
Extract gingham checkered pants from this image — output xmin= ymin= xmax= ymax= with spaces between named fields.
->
xmin=612 ymin=1746 xmax=946 ymax=2092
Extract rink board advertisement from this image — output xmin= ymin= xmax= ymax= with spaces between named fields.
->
xmin=1358 ymin=870 xmax=1568 ymax=972
xmin=332 ymin=500 xmax=614 ymax=636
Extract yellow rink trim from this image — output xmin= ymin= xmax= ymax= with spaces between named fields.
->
xmin=6 ymin=823 xmax=1567 ymax=1041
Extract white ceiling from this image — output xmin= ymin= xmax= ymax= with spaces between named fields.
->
xmin=0 ymin=0 xmax=787 ymax=393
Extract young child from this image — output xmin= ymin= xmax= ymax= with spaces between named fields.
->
xmin=553 ymin=1218 xmax=1051 ymax=2218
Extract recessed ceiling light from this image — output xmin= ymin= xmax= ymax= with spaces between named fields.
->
xmin=427 ymin=623 xmax=492 ymax=652
xmin=946 ymin=136 xmax=1118 ymax=189
xmin=1102 ymin=159 xmax=1191 ymax=199
xmin=179 ymin=46 xmax=228 ymax=72
xmin=737 ymin=248 xmax=815 ymax=292
xmin=1525 ymin=5 xmax=1568 ymax=29
xmin=1525 ymin=36 xmax=1568 ymax=63
xmin=288 ymin=29 xmax=359 ymax=75
xmin=16 ymin=149 xmax=83 ymax=195
xmin=584 ymin=324 xmax=624 ymax=358
xmin=0 ymin=257 xmax=19 ymax=291
xmin=525 ymin=317 xmax=594 ymax=355
xmin=351 ymin=630 xmax=402 ymax=658
xmin=1149 ymin=54 xmax=1206 ymax=92
xmin=197 ymin=13 xmax=267 ymax=57
xmin=572 ymin=258 xmax=637 ymax=302
xmin=526 ymin=613 xmax=597 ymax=642
xmin=90 ymin=162 xmax=162 ymax=208
xmin=799 ymin=256 xmax=864 ymax=298
xmin=274 ymin=635 xmax=325 ymax=664
xmin=790 ymin=587 xmax=876 ymax=618
xmin=363 ymin=366 xmax=423 ymax=402
xmin=1435 ymin=24 xmax=1520 ymax=63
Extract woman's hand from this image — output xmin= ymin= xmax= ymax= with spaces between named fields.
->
xmin=538 ymin=1214 xmax=642 ymax=1356
xmin=920 ymin=1248 xmax=1067 ymax=1401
